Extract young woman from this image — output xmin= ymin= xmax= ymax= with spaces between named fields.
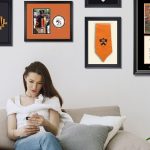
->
xmin=7 ymin=61 xmax=63 ymax=150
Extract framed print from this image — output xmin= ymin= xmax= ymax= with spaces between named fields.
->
xmin=85 ymin=0 xmax=121 ymax=8
xmin=24 ymin=1 xmax=73 ymax=42
xmin=0 ymin=0 xmax=12 ymax=46
xmin=85 ymin=17 xmax=121 ymax=68
xmin=134 ymin=0 xmax=150 ymax=74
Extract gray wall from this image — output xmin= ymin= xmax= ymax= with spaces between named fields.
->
xmin=0 ymin=0 xmax=149 ymax=139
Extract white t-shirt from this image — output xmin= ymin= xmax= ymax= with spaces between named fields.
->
xmin=6 ymin=94 xmax=61 ymax=130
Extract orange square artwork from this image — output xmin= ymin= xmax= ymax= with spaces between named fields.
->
xmin=24 ymin=1 xmax=73 ymax=41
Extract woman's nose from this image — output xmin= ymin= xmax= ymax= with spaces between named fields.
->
xmin=32 ymin=84 xmax=37 ymax=90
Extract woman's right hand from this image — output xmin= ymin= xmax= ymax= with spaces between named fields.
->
xmin=18 ymin=123 xmax=40 ymax=137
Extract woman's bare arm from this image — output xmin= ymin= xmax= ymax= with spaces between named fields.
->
xmin=44 ymin=109 xmax=60 ymax=135
xmin=28 ymin=109 xmax=60 ymax=136
xmin=7 ymin=114 xmax=40 ymax=140
xmin=7 ymin=114 xmax=19 ymax=140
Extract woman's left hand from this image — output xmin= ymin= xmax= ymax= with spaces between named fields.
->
xmin=27 ymin=113 xmax=45 ymax=126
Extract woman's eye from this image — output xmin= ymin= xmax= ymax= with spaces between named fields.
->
xmin=29 ymin=81 xmax=34 ymax=83
xmin=38 ymin=82 xmax=43 ymax=85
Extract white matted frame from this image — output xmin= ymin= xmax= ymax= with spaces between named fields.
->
xmin=85 ymin=17 xmax=121 ymax=68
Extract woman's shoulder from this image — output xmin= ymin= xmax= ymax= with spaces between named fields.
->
xmin=9 ymin=97 xmax=15 ymax=102
xmin=7 ymin=95 xmax=20 ymax=103
xmin=44 ymin=96 xmax=59 ymax=102
xmin=44 ymin=96 xmax=61 ymax=113
xmin=6 ymin=96 xmax=20 ymax=115
xmin=44 ymin=96 xmax=60 ymax=106
xmin=6 ymin=95 xmax=21 ymax=109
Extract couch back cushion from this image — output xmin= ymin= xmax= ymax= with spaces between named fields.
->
xmin=65 ymin=105 xmax=121 ymax=123
xmin=0 ymin=105 xmax=121 ymax=149
xmin=0 ymin=109 xmax=14 ymax=150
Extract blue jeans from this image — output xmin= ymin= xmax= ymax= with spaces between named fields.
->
xmin=15 ymin=132 xmax=62 ymax=150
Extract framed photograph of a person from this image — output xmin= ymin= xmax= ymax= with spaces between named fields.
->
xmin=85 ymin=0 xmax=121 ymax=8
xmin=33 ymin=9 xmax=50 ymax=34
xmin=24 ymin=1 xmax=73 ymax=42
xmin=85 ymin=17 xmax=121 ymax=68
xmin=0 ymin=0 xmax=12 ymax=46
xmin=134 ymin=0 xmax=150 ymax=74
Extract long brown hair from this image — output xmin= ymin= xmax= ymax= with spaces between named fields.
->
xmin=23 ymin=61 xmax=63 ymax=106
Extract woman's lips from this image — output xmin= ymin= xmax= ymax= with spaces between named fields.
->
xmin=32 ymin=90 xmax=37 ymax=93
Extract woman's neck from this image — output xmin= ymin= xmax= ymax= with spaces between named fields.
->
xmin=25 ymin=92 xmax=38 ymax=98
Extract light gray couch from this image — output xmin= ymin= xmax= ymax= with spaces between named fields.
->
xmin=0 ymin=106 xmax=150 ymax=150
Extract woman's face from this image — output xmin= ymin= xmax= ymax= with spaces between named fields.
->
xmin=25 ymin=72 xmax=44 ymax=97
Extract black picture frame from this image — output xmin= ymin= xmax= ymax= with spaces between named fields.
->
xmin=134 ymin=0 xmax=150 ymax=74
xmin=24 ymin=1 xmax=73 ymax=42
xmin=0 ymin=0 xmax=12 ymax=46
xmin=85 ymin=17 xmax=121 ymax=68
xmin=85 ymin=0 xmax=121 ymax=8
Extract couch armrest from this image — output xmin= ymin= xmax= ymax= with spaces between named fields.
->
xmin=0 ymin=109 xmax=14 ymax=150
xmin=106 ymin=131 xmax=150 ymax=150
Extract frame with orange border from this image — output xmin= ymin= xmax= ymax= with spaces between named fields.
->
xmin=24 ymin=1 xmax=73 ymax=41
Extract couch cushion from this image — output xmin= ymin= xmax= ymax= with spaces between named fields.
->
xmin=106 ymin=131 xmax=150 ymax=150
xmin=58 ymin=122 xmax=112 ymax=150
xmin=0 ymin=109 xmax=14 ymax=150
xmin=80 ymin=114 xmax=126 ymax=149
xmin=65 ymin=106 xmax=121 ymax=123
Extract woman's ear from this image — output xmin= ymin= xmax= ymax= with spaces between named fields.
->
xmin=24 ymin=75 xmax=27 ymax=81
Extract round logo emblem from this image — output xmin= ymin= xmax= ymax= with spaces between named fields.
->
xmin=53 ymin=16 xmax=65 ymax=28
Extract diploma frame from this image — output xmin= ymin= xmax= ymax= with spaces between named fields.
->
xmin=134 ymin=0 xmax=150 ymax=74
xmin=0 ymin=0 xmax=12 ymax=46
xmin=24 ymin=1 xmax=73 ymax=42
xmin=85 ymin=0 xmax=121 ymax=8
xmin=85 ymin=17 xmax=121 ymax=68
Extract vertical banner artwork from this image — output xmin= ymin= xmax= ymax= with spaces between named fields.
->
xmin=95 ymin=23 xmax=112 ymax=62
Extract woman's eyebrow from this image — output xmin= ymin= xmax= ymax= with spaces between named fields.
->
xmin=28 ymin=78 xmax=44 ymax=83
xmin=38 ymin=81 xmax=44 ymax=83
xmin=28 ymin=79 xmax=33 ymax=81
